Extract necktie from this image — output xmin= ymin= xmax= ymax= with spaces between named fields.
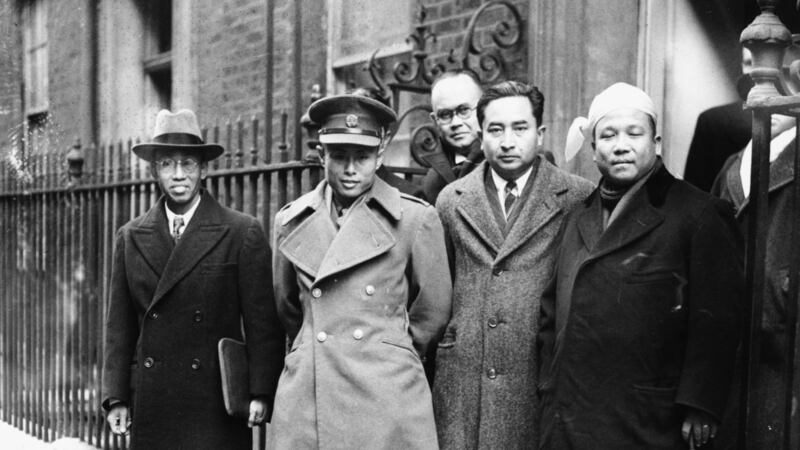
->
xmin=172 ymin=216 xmax=185 ymax=243
xmin=504 ymin=181 xmax=517 ymax=218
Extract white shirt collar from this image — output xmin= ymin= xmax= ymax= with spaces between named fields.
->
xmin=454 ymin=153 xmax=468 ymax=165
xmin=740 ymin=127 xmax=796 ymax=198
xmin=165 ymin=195 xmax=202 ymax=236
xmin=490 ymin=165 xmax=533 ymax=217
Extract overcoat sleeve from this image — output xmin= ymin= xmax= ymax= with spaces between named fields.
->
xmin=101 ymin=228 xmax=139 ymax=410
xmin=238 ymin=219 xmax=285 ymax=405
xmin=407 ymin=206 xmax=453 ymax=357
xmin=676 ymin=199 xmax=744 ymax=419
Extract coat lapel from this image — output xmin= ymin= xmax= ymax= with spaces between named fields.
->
xmin=496 ymin=159 xmax=563 ymax=263
xmin=314 ymin=179 xmax=400 ymax=284
xmin=130 ymin=201 xmax=173 ymax=278
xmin=575 ymin=192 xmax=603 ymax=255
xmin=733 ymin=140 xmax=796 ymax=216
xmin=421 ymin=151 xmax=457 ymax=184
xmin=278 ymin=184 xmax=338 ymax=279
xmin=587 ymin=176 xmax=665 ymax=262
xmin=455 ymin=163 xmax=504 ymax=255
xmin=150 ymin=193 xmax=230 ymax=307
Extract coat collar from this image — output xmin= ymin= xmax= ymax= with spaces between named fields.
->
xmin=420 ymin=151 xmax=457 ymax=184
xmin=453 ymin=157 xmax=568 ymax=263
xmin=130 ymin=190 xmax=230 ymax=309
xmin=577 ymin=162 xmax=669 ymax=261
xmin=278 ymin=177 xmax=401 ymax=285
xmin=723 ymin=140 xmax=796 ymax=214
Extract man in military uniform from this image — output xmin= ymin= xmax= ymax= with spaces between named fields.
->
xmin=269 ymin=94 xmax=452 ymax=449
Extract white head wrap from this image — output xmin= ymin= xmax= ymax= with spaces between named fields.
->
xmin=564 ymin=82 xmax=658 ymax=162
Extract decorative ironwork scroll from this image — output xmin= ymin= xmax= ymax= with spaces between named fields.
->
xmin=459 ymin=0 xmax=523 ymax=83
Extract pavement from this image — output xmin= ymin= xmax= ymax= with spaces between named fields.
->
xmin=0 ymin=421 xmax=97 ymax=449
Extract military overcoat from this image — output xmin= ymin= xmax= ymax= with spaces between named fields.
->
xmin=269 ymin=178 xmax=452 ymax=450
xmin=102 ymin=191 xmax=285 ymax=449
xmin=432 ymin=157 xmax=594 ymax=450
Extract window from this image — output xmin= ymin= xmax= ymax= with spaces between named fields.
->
xmin=143 ymin=0 xmax=172 ymax=111
xmin=23 ymin=0 xmax=48 ymax=116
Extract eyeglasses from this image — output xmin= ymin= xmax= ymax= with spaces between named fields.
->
xmin=431 ymin=104 xmax=477 ymax=124
xmin=154 ymin=158 xmax=201 ymax=174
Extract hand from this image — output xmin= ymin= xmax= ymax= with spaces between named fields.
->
xmin=107 ymin=404 xmax=131 ymax=435
xmin=681 ymin=408 xmax=718 ymax=447
xmin=248 ymin=398 xmax=268 ymax=427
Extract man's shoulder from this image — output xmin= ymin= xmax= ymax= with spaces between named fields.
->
xmin=541 ymin=160 xmax=595 ymax=193
xmin=275 ymin=188 xmax=321 ymax=228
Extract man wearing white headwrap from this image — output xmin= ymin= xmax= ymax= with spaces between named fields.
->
xmin=538 ymin=83 xmax=743 ymax=449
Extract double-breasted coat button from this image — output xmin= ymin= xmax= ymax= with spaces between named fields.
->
xmin=143 ymin=357 xmax=154 ymax=368
xmin=317 ymin=331 xmax=328 ymax=342
xmin=149 ymin=311 xmax=159 ymax=319
xmin=365 ymin=285 xmax=375 ymax=295
xmin=487 ymin=368 xmax=497 ymax=379
xmin=353 ymin=329 xmax=364 ymax=340
xmin=191 ymin=358 xmax=201 ymax=370
xmin=487 ymin=317 xmax=498 ymax=328
xmin=193 ymin=310 xmax=203 ymax=322
xmin=312 ymin=288 xmax=322 ymax=298
xmin=492 ymin=267 xmax=503 ymax=276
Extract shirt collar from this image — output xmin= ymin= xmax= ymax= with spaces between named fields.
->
xmin=165 ymin=194 xmax=202 ymax=233
xmin=490 ymin=165 xmax=533 ymax=198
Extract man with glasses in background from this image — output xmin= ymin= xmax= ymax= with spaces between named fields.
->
xmin=102 ymin=109 xmax=284 ymax=449
xmin=418 ymin=69 xmax=485 ymax=204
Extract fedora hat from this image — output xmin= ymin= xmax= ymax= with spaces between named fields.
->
xmin=132 ymin=109 xmax=224 ymax=161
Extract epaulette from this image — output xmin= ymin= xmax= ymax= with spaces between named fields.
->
xmin=399 ymin=192 xmax=431 ymax=207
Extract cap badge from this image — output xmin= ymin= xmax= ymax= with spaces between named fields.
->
xmin=345 ymin=114 xmax=359 ymax=128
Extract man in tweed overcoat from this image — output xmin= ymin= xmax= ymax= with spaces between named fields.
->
xmin=432 ymin=81 xmax=593 ymax=449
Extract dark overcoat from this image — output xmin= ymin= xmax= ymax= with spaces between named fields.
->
xmin=432 ymin=157 xmax=594 ymax=450
xmin=417 ymin=139 xmax=484 ymax=204
xmin=712 ymin=142 xmax=798 ymax=449
xmin=102 ymin=191 xmax=284 ymax=450
xmin=539 ymin=163 xmax=743 ymax=449
xmin=269 ymin=178 xmax=452 ymax=450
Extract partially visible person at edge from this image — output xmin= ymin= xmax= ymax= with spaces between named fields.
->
xmin=418 ymin=69 xmax=486 ymax=204
xmin=432 ymin=80 xmax=593 ymax=450
xmin=683 ymin=47 xmax=754 ymax=192
xmin=711 ymin=111 xmax=798 ymax=449
xmin=102 ymin=109 xmax=284 ymax=449
xmin=268 ymin=94 xmax=451 ymax=449
xmin=538 ymin=83 xmax=743 ymax=449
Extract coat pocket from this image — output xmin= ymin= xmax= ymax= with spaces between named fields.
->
xmin=381 ymin=338 xmax=422 ymax=363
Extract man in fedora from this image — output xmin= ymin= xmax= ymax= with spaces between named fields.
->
xmin=101 ymin=109 xmax=285 ymax=449
xmin=269 ymin=94 xmax=452 ymax=449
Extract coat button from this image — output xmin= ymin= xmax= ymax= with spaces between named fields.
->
xmin=487 ymin=317 xmax=498 ymax=328
xmin=143 ymin=357 xmax=154 ymax=368
xmin=492 ymin=267 xmax=503 ymax=276
xmin=353 ymin=329 xmax=364 ymax=340
xmin=194 ymin=310 xmax=203 ymax=322
xmin=149 ymin=311 xmax=159 ymax=320
xmin=365 ymin=285 xmax=375 ymax=295
xmin=191 ymin=358 xmax=201 ymax=370
xmin=312 ymin=288 xmax=322 ymax=298
xmin=487 ymin=368 xmax=497 ymax=379
xmin=317 ymin=331 xmax=327 ymax=342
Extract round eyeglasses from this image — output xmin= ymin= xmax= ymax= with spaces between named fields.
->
xmin=154 ymin=158 xmax=201 ymax=175
xmin=431 ymin=104 xmax=477 ymax=124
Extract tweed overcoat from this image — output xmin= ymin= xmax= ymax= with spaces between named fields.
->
xmin=712 ymin=142 xmax=797 ymax=449
xmin=101 ymin=191 xmax=285 ymax=450
xmin=269 ymin=178 xmax=452 ymax=450
xmin=538 ymin=163 xmax=743 ymax=449
xmin=432 ymin=157 xmax=594 ymax=450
